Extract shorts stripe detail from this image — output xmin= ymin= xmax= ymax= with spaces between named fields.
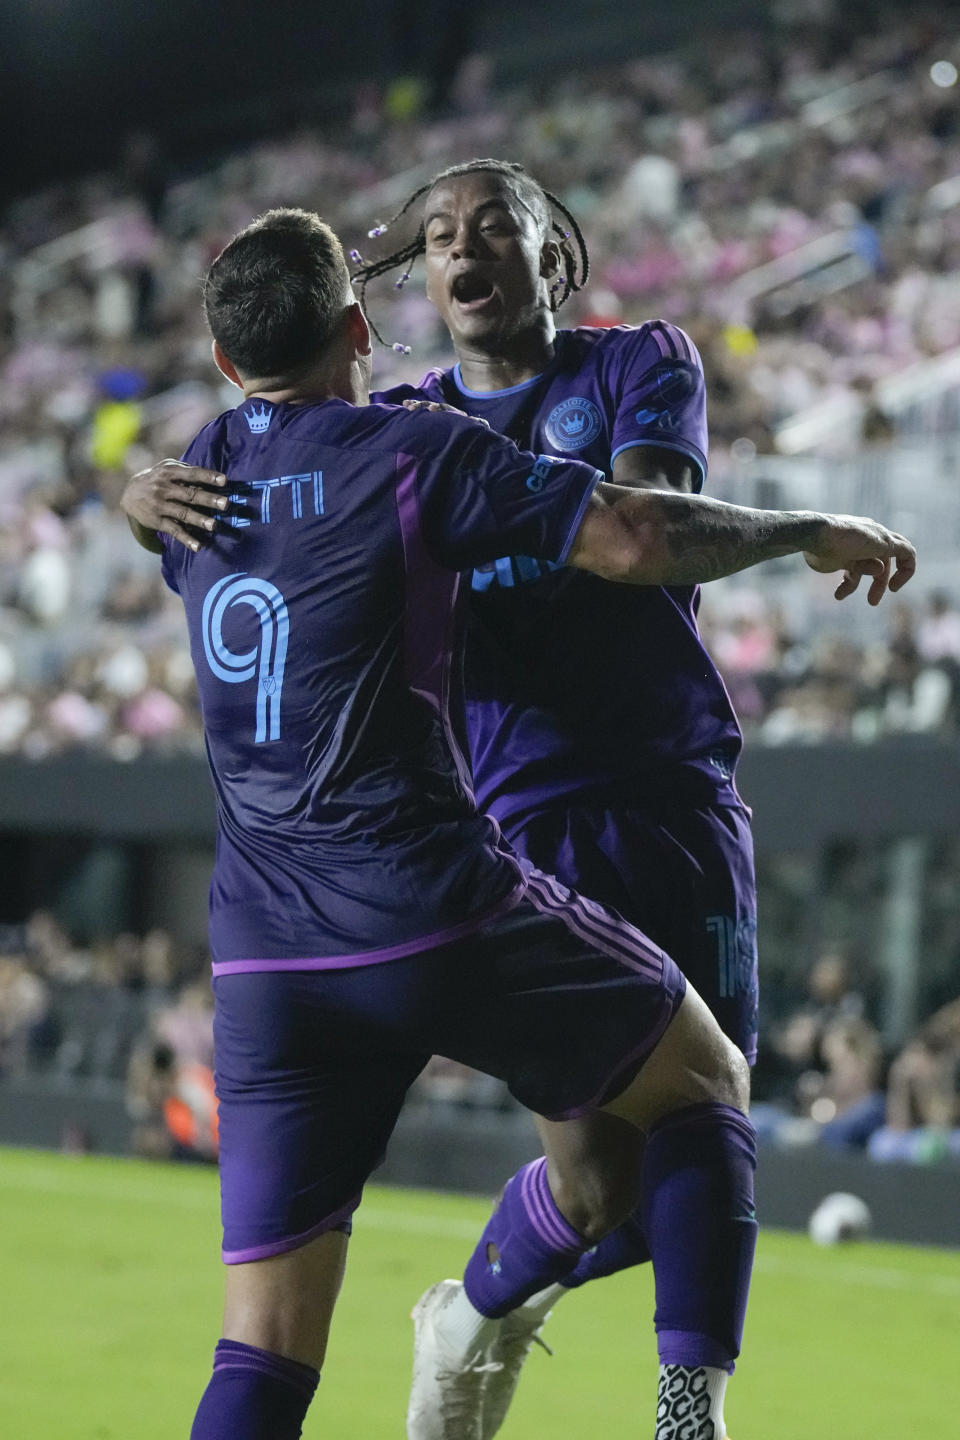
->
xmin=211 ymin=886 xmax=524 ymax=976
xmin=523 ymin=869 xmax=663 ymax=979
xmin=527 ymin=878 xmax=653 ymax=974
xmin=550 ymin=878 xmax=664 ymax=971
xmin=222 ymin=1193 xmax=361 ymax=1264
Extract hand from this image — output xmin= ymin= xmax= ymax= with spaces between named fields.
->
xmin=401 ymin=398 xmax=489 ymax=427
xmin=121 ymin=460 xmax=229 ymax=552
xmin=803 ymin=514 xmax=916 ymax=604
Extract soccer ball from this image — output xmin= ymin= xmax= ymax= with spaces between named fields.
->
xmin=808 ymin=1191 xmax=872 ymax=1245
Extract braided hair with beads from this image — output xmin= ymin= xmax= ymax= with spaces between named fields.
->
xmin=349 ymin=159 xmax=590 ymax=350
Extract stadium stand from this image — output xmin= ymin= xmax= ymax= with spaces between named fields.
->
xmin=1 ymin=1 xmax=958 ymax=1194
xmin=2 ymin=6 xmax=960 ymax=756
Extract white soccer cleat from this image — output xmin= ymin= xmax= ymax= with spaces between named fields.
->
xmin=406 ymin=1279 xmax=504 ymax=1440
xmin=481 ymin=1306 xmax=554 ymax=1438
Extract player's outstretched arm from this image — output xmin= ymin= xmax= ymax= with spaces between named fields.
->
xmin=121 ymin=460 xmax=229 ymax=554
xmin=567 ymin=485 xmax=916 ymax=603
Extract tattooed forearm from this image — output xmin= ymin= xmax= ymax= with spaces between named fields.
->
xmin=569 ymin=482 xmax=913 ymax=594
xmin=605 ymin=489 xmax=828 ymax=585
xmin=656 ymin=495 xmax=826 ymax=583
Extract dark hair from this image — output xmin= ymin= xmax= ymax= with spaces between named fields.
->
xmin=351 ymin=159 xmax=589 ymax=346
xmin=203 ymin=208 xmax=351 ymax=378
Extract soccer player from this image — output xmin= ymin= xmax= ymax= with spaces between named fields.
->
xmin=124 ymin=204 xmax=913 ymax=1440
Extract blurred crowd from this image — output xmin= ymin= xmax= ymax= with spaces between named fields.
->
xmin=0 ymin=912 xmax=217 ymax=1161
xmin=700 ymin=586 xmax=960 ymax=744
xmin=754 ymin=950 xmax=960 ymax=1164
xmin=2 ymin=0 xmax=960 ymax=757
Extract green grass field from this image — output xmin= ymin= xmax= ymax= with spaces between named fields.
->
xmin=2 ymin=1145 xmax=959 ymax=1438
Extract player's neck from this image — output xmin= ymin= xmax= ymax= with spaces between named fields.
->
xmin=242 ymin=359 xmax=368 ymax=408
xmin=454 ymin=321 xmax=557 ymax=394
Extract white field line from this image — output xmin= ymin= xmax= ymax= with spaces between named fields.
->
xmin=2 ymin=1161 xmax=960 ymax=1298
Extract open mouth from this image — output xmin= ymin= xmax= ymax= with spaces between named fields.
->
xmin=451 ymin=272 xmax=497 ymax=308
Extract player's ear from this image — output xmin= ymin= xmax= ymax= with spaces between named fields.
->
xmin=345 ymin=301 xmax=372 ymax=358
xmin=539 ymin=238 xmax=562 ymax=281
xmin=212 ymin=339 xmax=243 ymax=389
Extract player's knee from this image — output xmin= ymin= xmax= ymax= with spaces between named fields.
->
xmin=550 ymin=1168 xmax=634 ymax=1245
xmin=707 ymin=1034 xmax=750 ymax=1114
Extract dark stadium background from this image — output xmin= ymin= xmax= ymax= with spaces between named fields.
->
xmin=4 ymin=0 xmax=882 ymax=195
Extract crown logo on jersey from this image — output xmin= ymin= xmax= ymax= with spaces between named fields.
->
xmin=244 ymin=402 xmax=273 ymax=434
xmin=543 ymin=395 xmax=603 ymax=452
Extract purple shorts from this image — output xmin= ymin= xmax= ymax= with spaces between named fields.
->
xmin=213 ymin=872 xmax=685 ymax=1263
xmin=503 ymin=802 xmax=758 ymax=1064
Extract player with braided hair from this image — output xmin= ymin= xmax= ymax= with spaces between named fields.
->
xmin=356 ymin=157 xmax=756 ymax=1440
xmin=350 ymin=158 xmax=589 ymax=348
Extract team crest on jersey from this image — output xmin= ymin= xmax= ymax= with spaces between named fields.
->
xmin=544 ymin=396 xmax=603 ymax=451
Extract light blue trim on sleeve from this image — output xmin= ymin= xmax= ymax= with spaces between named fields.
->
xmin=556 ymin=468 xmax=605 ymax=564
xmin=610 ymin=437 xmax=707 ymax=492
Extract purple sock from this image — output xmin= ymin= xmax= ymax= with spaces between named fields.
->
xmin=561 ymin=1208 xmax=651 ymax=1288
xmin=463 ymin=1158 xmax=588 ymax=1318
xmin=190 ymin=1339 xmax=319 ymax=1440
xmin=643 ymin=1103 xmax=758 ymax=1373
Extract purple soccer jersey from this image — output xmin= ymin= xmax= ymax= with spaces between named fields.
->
xmin=375 ymin=323 xmax=744 ymax=829
xmin=161 ymin=397 xmax=601 ymax=969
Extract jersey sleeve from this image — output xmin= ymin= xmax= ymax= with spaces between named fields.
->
xmin=409 ymin=413 xmax=602 ymax=572
xmin=371 ymin=368 xmax=447 ymax=406
xmin=158 ymin=532 xmax=180 ymax=594
xmin=609 ymin=322 xmax=708 ymax=491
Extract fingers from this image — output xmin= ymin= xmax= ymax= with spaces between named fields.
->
xmin=156 ymin=466 xmax=231 ymax=541
xmin=181 ymin=484 xmax=230 ymax=513
xmin=165 ymin=521 xmax=204 ymax=553
xmin=866 ymin=555 xmax=892 ymax=606
xmin=828 ymin=526 xmax=917 ymax=602
xmin=833 ymin=559 xmax=882 ymax=602
xmin=167 ymin=491 xmax=230 ymax=528
xmin=400 ymin=397 xmax=488 ymax=425
xmin=833 ymin=569 xmax=862 ymax=601
xmin=887 ymin=536 xmax=917 ymax=592
xmin=145 ymin=460 xmax=227 ymax=491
